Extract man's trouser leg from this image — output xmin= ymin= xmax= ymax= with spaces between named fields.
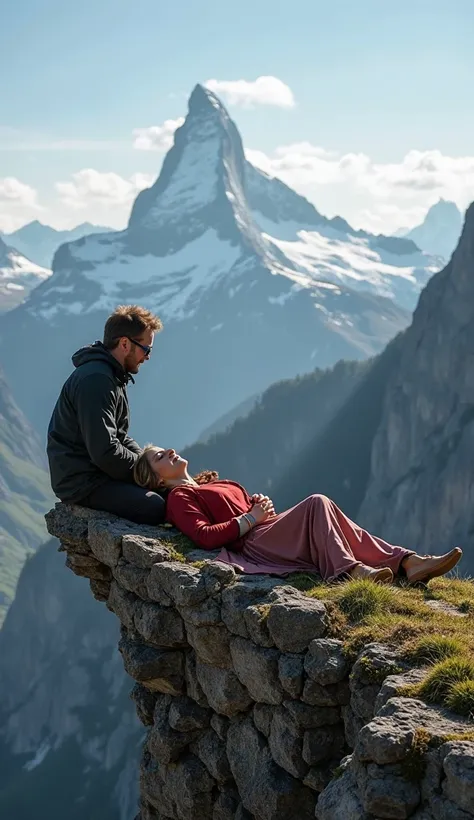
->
xmin=81 ymin=481 xmax=166 ymax=525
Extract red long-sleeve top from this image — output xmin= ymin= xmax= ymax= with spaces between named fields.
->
xmin=166 ymin=480 xmax=253 ymax=550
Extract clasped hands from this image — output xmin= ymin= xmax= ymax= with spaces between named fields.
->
xmin=249 ymin=493 xmax=276 ymax=524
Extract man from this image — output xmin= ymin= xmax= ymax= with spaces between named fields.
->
xmin=47 ymin=304 xmax=165 ymax=524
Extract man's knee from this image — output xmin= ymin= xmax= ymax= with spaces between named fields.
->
xmin=135 ymin=491 xmax=166 ymax=525
xmin=309 ymin=493 xmax=329 ymax=508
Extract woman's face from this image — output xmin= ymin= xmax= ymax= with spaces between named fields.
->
xmin=147 ymin=447 xmax=188 ymax=484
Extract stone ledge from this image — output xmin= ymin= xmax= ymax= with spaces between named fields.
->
xmin=317 ymin=697 xmax=474 ymax=820
xmin=46 ymin=503 xmax=474 ymax=820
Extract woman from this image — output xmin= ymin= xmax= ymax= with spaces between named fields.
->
xmin=134 ymin=446 xmax=462 ymax=585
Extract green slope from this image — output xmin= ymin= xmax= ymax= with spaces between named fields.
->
xmin=0 ymin=367 xmax=52 ymax=624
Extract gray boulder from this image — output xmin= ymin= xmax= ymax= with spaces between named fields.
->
xmin=195 ymin=659 xmax=253 ymax=716
xmin=119 ymin=637 xmax=184 ymax=695
xmin=267 ymin=592 xmax=327 ymax=652
xmin=304 ymin=638 xmax=350 ymax=685
xmin=227 ymin=716 xmax=316 ymax=819
xmin=315 ymin=769 xmax=367 ymax=820
xmin=230 ymin=636 xmax=283 ymax=704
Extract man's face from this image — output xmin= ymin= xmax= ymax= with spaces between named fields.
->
xmin=123 ymin=329 xmax=154 ymax=374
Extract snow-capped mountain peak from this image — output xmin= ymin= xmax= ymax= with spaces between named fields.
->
xmin=128 ymin=84 xmax=267 ymax=258
xmin=0 ymin=85 xmax=444 ymax=447
xmin=18 ymin=85 xmax=442 ymax=325
xmin=0 ymin=237 xmax=51 ymax=313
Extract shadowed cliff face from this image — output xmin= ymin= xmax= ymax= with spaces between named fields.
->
xmin=0 ymin=539 xmax=142 ymax=820
xmin=358 ymin=203 xmax=474 ymax=568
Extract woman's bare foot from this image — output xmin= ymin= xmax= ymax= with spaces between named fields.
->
xmin=402 ymin=548 xmax=462 ymax=585
xmin=350 ymin=563 xmax=394 ymax=584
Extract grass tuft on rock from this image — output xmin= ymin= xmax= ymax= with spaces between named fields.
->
xmin=413 ymin=657 xmax=474 ymax=704
xmin=445 ymin=680 xmax=474 ymax=717
xmin=336 ymin=581 xmax=395 ymax=622
xmin=158 ymin=533 xmax=196 ymax=563
xmin=405 ymin=635 xmax=467 ymax=666
xmin=424 ymin=577 xmax=474 ymax=609
xmin=401 ymin=727 xmax=432 ymax=782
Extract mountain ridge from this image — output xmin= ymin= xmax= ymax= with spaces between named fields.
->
xmin=402 ymin=199 xmax=463 ymax=260
xmin=4 ymin=221 xmax=114 ymax=268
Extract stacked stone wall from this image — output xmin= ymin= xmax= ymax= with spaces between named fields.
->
xmin=46 ymin=504 xmax=474 ymax=820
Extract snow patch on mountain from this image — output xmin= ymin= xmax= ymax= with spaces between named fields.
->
xmin=0 ymin=238 xmax=51 ymax=312
xmin=256 ymin=216 xmax=438 ymax=310
xmin=142 ymin=121 xmax=220 ymax=228
xmin=35 ymin=229 xmax=242 ymax=321
xmin=0 ymin=249 xmax=50 ymax=284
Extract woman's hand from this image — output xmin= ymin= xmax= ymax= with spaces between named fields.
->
xmin=249 ymin=494 xmax=275 ymax=524
xmin=251 ymin=493 xmax=275 ymax=508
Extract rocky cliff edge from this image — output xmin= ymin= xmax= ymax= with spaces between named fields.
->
xmin=46 ymin=504 xmax=474 ymax=820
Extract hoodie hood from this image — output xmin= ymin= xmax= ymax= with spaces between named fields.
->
xmin=71 ymin=341 xmax=133 ymax=384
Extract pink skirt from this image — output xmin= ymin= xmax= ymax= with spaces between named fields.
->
xmin=216 ymin=494 xmax=411 ymax=582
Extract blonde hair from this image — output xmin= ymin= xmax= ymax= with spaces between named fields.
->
xmin=133 ymin=445 xmax=219 ymax=490
xmin=134 ymin=445 xmax=163 ymax=491
xmin=103 ymin=305 xmax=162 ymax=350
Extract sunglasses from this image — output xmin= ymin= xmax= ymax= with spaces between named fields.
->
xmin=127 ymin=337 xmax=153 ymax=356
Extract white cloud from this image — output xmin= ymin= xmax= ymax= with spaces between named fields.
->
xmin=247 ymin=144 xmax=474 ymax=233
xmin=55 ymin=169 xmax=154 ymax=210
xmin=367 ymin=150 xmax=474 ymax=202
xmin=0 ymin=177 xmax=39 ymax=208
xmin=356 ymin=204 xmax=428 ymax=235
xmin=0 ymin=177 xmax=41 ymax=233
xmin=205 ymin=76 xmax=295 ymax=109
xmin=133 ymin=118 xmax=185 ymax=151
xmin=246 ymin=145 xmax=370 ymax=187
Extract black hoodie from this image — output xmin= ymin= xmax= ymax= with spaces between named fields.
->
xmin=47 ymin=342 xmax=142 ymax=502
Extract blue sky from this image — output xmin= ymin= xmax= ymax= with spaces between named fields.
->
xmin=2 ymin=0 xmax=473 ymax=235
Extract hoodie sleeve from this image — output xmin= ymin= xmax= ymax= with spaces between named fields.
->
xmin=122 ymin=435 xmax=142 ymax=456
xmin=74 ymin=373 xmax=138 ymax=481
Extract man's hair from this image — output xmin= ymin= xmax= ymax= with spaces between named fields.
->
xmin=103 ymin=305 xmax=162 ymax=349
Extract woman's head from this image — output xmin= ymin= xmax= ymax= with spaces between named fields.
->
xmin=134 ymin=445 xmax=188 ymax=490
xmin=133 ymin=445 xmax=219 ymax=490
